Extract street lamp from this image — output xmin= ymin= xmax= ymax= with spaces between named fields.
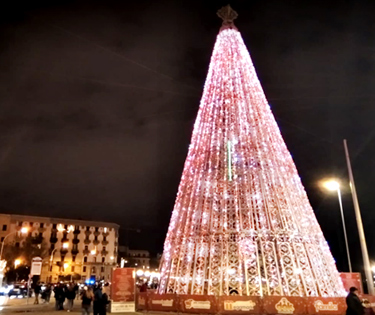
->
xmin=14 ymin=259 xmax=21 ymax=268
xmin=322 ymin=179 xmax=352 ymax=272
xmin=0 ymin=227 xmax=29 ymax=261
xmin=50 ymin=242 xmax=69 ymax=281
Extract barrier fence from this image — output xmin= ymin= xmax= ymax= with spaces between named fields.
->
xmin=136 ymin=293 xmax=375 ymax=315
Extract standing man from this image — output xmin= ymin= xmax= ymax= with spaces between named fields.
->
xmin=33 ymin=282 xmax=41 ymax=304
xmin=346 ymin=287 xmax=365 ymax=315
xmin=66 ymin=284 xmax=76 ymax=312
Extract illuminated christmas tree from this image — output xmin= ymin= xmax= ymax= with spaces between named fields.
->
xmin=158 ymin=5 xmax=345 ymax=297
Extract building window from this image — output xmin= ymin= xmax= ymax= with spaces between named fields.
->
xmin=103 ymin=246 xmax=106 ymax=251
xmin=101 ymin=267 xmax=104 ymax=273
xmin=86 ymin=226 xmax=90 ymax=231
xmin=52 ymin=224 xmax=57 ymax=229
xmin=103 ymin=236 xmax=107 ymax=242
xmin=0 ymin=237 xmax=4 ymax=242
xmin=71 ymin=266 xmax=75 ymax=272
xmin=72 ymin=256 xmax=76 ymax=262
xmin=18 ymin=221 xmax=23 ymax=226
xmin=102 ymin=257 xmax=105 ymax=263
xmin=84 ymin=256 xmax=88 ymax=263
xmin=85 ymin=246 xmax=88 ymax=250
xmin=2 ymin=225 xmax=7 ymax=231
xmin=40 ymin=223 xmax=44 ymax=228
xmin=15 ymin=242 xmax=20 ymax=248
xmin=50 ymin=266 xmax=52 ymax=272
xmin=29 ymin=222 xmax=33 ymax=226
xmin=95 ymin=227 xmax=99 ymax=232
xmin=94 ymin=236 xmax=98 ymax=241
xmin=93 ymin=257 xmax=96 ymax=263
xmin=83 ymin=266 xmax=86 ymax=272
xmin=92 ymin=267 xmax=96 ymax=274
xmin=39 ymin=232 xmax=43 ymax=238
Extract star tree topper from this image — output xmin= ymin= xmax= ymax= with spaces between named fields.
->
xmin=217 ymin=4 xmax=238 ymax=26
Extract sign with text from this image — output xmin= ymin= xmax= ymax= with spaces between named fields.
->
xmin=31 ymin=257 xmax=42 ymax=276
xmin=263 ymin=296 xmax=306 ymax=315
xmin=179 ymin=295 xmax=217 ymax=313
xmin=340 ymin=273 xmax=363 ymax=294
xmin=110 ymin=301 xmax=136 ymax=313
xmin=218 ymin=296 xmax=262 ymax=314
xmin=148 ymin=293 xmax=178 ymax=312
xmin=306 ymin=297 xmax=346 ymax=315
xmin=137 ymin=292 xmax=148 ymax=311
xmin=111 ymin=268 xmax=135 ymax=312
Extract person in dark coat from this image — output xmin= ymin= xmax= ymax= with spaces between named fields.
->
xmin=33 ymin=282 xmax=41 ymax=304
xmin=346 ymin=287 xmax=365 ymax=315
xmin=54 ymin=284 xmax=66 ymax=310
xmin=66 ymin=284 xmax=76 ymax=312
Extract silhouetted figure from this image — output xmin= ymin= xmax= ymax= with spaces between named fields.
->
xmin=346 ymin=287 xmax=365 ymax=315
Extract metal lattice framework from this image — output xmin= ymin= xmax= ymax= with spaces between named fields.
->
xmin=158 ymin=6 xmax=345 ymax=297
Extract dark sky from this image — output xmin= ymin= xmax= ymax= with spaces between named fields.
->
xmin=1 ymin=0 xmax=375 ymax=272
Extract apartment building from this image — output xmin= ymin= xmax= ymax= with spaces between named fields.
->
xmin=0 ymin=214 xmax=119 ymax=283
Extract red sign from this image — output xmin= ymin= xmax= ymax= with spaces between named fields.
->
xmin=306 ymin=297 xmax=346 ymax=315
xmin=340 ymin=273 xmax=363 ymax=294
xmin=218 ymin=296 xmax=262 ymax=314
xmin=263 ymin=296 xmax=306 ymax=315
xmin=148 ymin=293 xmax=178 ymax=312
xmin=137 ymin=292 xmax=148 ymax=310
xmin=179 ymin=295 xmax=217 ymax=313
xmin=111 ymin=268 xmax=135 ymax=302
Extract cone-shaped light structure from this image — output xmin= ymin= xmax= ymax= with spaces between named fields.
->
xmin=158 ymin=5 xmax=345 ymax=297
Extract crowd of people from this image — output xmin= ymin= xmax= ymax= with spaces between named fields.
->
xmin=29 ymin=282 xmax=109 ymax=315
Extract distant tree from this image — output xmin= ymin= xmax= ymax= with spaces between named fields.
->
xmin=3 ymin=235 xmax=48 ymax=283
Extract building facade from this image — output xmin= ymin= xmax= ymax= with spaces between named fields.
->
xmin=118 ymin=246 xmax=150 ymax=269
xmin=0 ymin=214 xmax=119 ymax=283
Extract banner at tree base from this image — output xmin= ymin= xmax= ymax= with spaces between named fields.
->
xmin=143 ymin=294 xmax=353 ymax=314
xmin=263 ymin=296 xmax=306 ymax=315
xmin=340 ymin=273 xmax=363 ymax=294
xmin=147 ymin=293 xmax=178 ymax=312
xmin=217 ymin=296 xmax=261 ymax=314
xmin=110 ymin=268 xmax=135 ymax=312
xmin=306 ymin=297 xmax=346 ymax=315
xmin=179 ymin=295 xmax=218 ymax=313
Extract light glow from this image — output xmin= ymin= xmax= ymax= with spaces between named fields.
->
xmin=323 ymin=180 xmax=340 ymax=192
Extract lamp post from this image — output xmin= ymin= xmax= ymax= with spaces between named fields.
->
xmin=49 ymin=242 xmax=69 ymax=282
xmin=322 ymin=179 xmax=352 ymax=272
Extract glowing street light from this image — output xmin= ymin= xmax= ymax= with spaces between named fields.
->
xmin=63 ymin=263 xmax=69 ymax=270
xmin=322 ymin=179 xmax=352 ymax=272
xmin=62 ymin=242 xmax=69 ymax=249
xmin=14 ymin=259 xmax=21 ymax=268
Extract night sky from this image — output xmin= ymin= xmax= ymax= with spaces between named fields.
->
xmin=1 ymin=0 xmax=375 ymax=273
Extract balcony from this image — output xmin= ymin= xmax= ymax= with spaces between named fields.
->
xmin=50 ymin=237 xmax=58 ymax=244
xmin=101 ymin=250 xmax=108 ymax=256
xmin=85 ymin=231 xmax=91 ymax=236
xmin=73 ymin=229 xmax=80 ymax=235
xmin=84 ymin=239 xmax=91 ymax=245
xmin=102 ymin=232 xmax=109 ymax=237
xmin=83 ymin=249 xmax=90 ymax=255
xmin=71 ymin=249 xmax=79 ymax=255
xmin=93 ymin=240 xmax=100 ymax=245
xmin=72 ymin=239 xmax=80 ymax=244
xmin=94 ymin=231 xmax=100 ymax=236
xmin=102 ymin=240 xmax=108 ymax=245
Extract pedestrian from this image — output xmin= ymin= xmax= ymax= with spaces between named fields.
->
xmin=100 ymin=285 xmax=110 ymax=315
xmin=93 ymin=286 xmax=103 ymax=315
xmin=54 ymin=283 xmax=66 ymax=310
xmin=66 ymin=284 xmax=76 ymax=312
xmin=346 ymin=287 xmax=365 ymax=315
xmin=33 ymin=282 xmax=41 ymax=304
xmin=45 ymin=284 xmax=52 ymax=303
xmin=81 ymin=286 xmax=94 ymax=315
